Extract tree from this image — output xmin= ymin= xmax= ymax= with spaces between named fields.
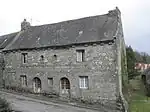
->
xmin=134 ymin=51 xmax=150 ymax=63
xmin=126 ymin=46 xmax=139 ymax=79
xmin=134 ymin=51 xmax=144 ymax=63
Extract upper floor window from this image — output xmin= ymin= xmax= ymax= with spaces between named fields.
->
xmin=76 ymin=49 xmax=85 ymax=62
xmin=40 ymin=55 xmax=44 ymax=61
xmin=52 ymin=54 xmax=57 ymax=62
xmin=21 ymin=53 xmax=28 ymax=64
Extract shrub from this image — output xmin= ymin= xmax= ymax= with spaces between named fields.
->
xmin=0 ymin=97 xmax=12 ymax=112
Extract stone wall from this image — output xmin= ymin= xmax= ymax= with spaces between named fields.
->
xmin=114 ymin=9 xmax=129 ymax=112
xmin=3 ymin=42 xmax=118 ymax=104
xmin=0 ymin=51 xmax=4 ymax=88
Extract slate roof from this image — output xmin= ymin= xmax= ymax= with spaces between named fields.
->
xmin=1 ymin=11 xmax=119 ymax=51
xmin=0 ymin=32 xmax=18 ymax=50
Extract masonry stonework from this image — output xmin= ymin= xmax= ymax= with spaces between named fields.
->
xmin=4 ymin=43 xmax=117 ymax=101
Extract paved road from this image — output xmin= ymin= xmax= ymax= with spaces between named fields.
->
xmin=0 ymin=91 xmax=99 ymax=112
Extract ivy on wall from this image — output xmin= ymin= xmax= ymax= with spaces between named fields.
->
xmin=121 ymin=47 xmax=128 ymax=87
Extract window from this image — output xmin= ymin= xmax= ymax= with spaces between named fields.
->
xmin=22 ymin=53 xmax=28 ymax=63
xmin=79 ymin=76 xmax=88 ymax=89
xmin=33 ymin=77 xmax=41 ymax=88
xmin=76 ymin=50 xmax=85 ymax=62
xmin=53 ymin=54 xmax=57 ymax=60
xmin=40 ymin=55 xmax=44 ymax=61
xmin=48 ymin=78 xmax=53 ymax=86
xmin=20 ymin=75 xmax=27 ymax=87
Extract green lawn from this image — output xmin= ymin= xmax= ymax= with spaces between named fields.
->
xmin=130 ymin=101 xmax=150 ymax=112
xmin=128 ymin=77 xmax=150 ymax=112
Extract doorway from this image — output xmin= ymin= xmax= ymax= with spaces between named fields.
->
xmin=33 ymin=77 xmax=41 ymax=93
xmin=60 ymin=77 xmax=70 ymax=97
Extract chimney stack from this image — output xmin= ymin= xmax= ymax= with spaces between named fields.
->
xmin=108 ymin=6 xmax=121 ymax=17
xmin=21 ymin=19 xmax=31 ymax=31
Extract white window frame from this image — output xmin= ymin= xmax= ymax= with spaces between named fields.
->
xmin=20 ymin=75 xmax=27 ymax=87
xmin=79 ymin=76 xmax=88 ymax=89
xmin=76 ymin=50 xmax=85 ymax=62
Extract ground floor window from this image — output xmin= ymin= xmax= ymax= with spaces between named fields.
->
xmin=33 ymin=77 xmax=42 ymax=93
xmin=79 ymin=76 xmax=88 ymax=89
xmin=20 ymin=75 xmax=27 ymax=87
xmin=48 ymin=77 xmax=53 ymax=86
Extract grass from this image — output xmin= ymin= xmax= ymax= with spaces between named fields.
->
xmin=130 ymin=101 xmax=150 ymax=112
xmin=128 ymin=76 xmax=150 ymax=112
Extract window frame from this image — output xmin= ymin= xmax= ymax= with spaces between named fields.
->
xmin=52 ymin=54 xmax=57 ymax=61
xmin=21 ymin=53 xmax=28 ymax=64
xmin=76 ymin=49 xmax=85 ymax=62
xmin=40 ymin=55 xmax=44 ymax=61
xmin=79 ymin=76 xmax=88 ymax=89
xmin=61 ymin=78 xmax=70 ymax=89
xmin=20 ymin=75 xmax=27 ymax=87
xmin=47 ymin=77 xmax=53 ymax=87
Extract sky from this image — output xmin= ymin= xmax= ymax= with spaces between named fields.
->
xmin=0 ymin=0 xmax=150 ymax=54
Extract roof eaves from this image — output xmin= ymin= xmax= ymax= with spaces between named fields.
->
xmin=2 ymin=39 xmax=115 ymax=52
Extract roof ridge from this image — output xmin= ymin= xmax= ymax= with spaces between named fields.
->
xmin=31 ymin=14 xmax=110 ymax=28
xmin=2 ymin=9 xmax=119 ymax=51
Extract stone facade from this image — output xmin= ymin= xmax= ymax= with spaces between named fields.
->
xmin=4 ymin=42 xmax=117 ymax=101
xmin=0 ymin=7 xmax=128 ymax=112
xmin=0 ymin=51 xmax=4 ymax=88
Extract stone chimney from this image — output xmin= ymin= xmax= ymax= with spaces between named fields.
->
xmin=108 ymin=7 xmax=121 ymax=17
xmin=21 ymin=19 xmax=31 ymax=31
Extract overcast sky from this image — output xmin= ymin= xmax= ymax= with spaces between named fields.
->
xmin=0 ymin=0 xmax=150 ymax=54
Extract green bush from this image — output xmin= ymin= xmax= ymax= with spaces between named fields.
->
xmin=4 ymin=85 xmax=33 ymax=94
xmin=0 ymin=97 xmax=12 ymax=112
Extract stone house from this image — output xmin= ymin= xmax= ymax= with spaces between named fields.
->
xmin=0 ymin=7 xmax=128 ymax=111
xmin=135 ymin=63 xmax=150 ymax=72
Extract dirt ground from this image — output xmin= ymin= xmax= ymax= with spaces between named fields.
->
xmin=0 ymin=91 xmax=100 ymax=112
